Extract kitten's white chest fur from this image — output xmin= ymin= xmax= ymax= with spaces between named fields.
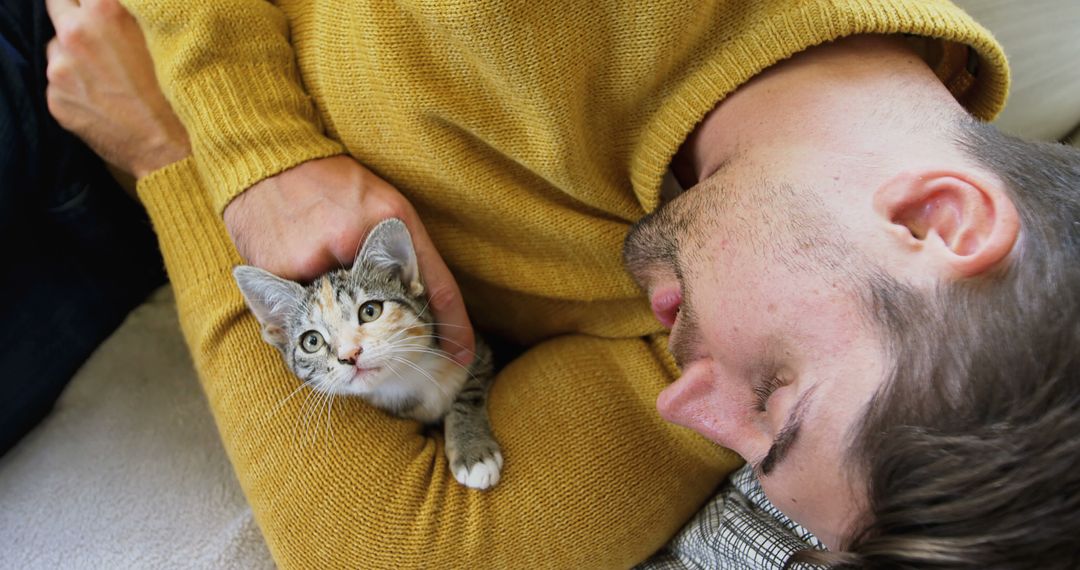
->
xmin=365 ymin=352 xmax=468 ymax=424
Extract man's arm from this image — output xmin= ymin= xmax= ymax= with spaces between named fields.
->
xmin=118 ymin=0 xmax=343 ymax=211
xmin=47 ymin=0 xmax=475 ymax=360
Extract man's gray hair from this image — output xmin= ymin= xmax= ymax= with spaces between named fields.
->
xmin=804 ymin=118 xmax=1080 ymax=568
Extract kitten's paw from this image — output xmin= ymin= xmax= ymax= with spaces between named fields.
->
xmin=450 ymin=445 xmax=504 ymax=490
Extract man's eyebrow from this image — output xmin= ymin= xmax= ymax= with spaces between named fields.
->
xmin=756 ymin=384 xmax=818 ymax=477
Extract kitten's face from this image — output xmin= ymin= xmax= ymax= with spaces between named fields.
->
xmin=280 ymin=268 xmax=434 ymax=397
xmin=233 ymin=219 xmax=435 ymax=397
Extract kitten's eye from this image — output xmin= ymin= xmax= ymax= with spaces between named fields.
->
xmin=359 ymin=301 xmax=384 ymax=323
xmin=300 ymin=331 xmax=325 ymax=353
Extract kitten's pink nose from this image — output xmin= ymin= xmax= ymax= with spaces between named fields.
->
xmin=337 ymin=346 xmax=363 ymax=365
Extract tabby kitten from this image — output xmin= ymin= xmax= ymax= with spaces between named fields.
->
xmin=232 ymin=219 xmax=503 ymax=490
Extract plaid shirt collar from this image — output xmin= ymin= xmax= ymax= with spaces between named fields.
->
xmin=638 ymin=464 xmax=826 ymax=569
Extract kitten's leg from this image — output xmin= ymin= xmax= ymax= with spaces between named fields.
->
xmin=444 ymin=342 xmax=503 ymax=490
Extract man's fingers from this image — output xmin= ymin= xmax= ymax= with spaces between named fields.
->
xmin=44 ymin=37 xmax=73 ymax=87
xmin=44 ymin=37 xmax=64 ymax=85
xmin=425 ymin=271 xmax=476 ymax=365
xmin=409 ymin=231 xmax=476 ymax=366
xmin=44 ymin=38 xmax=73 ymax=124
xmin=44 ymin=0 xmax=79 ymax=23
xmin=45 ymin=37 xmax=60 ymax=62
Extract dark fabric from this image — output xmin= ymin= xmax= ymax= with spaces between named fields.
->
xmin=0 ymin=0 xmax=166 ymax=457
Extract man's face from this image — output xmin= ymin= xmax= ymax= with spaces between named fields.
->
xmin=624 ymin=169 xmax=888 ymax=549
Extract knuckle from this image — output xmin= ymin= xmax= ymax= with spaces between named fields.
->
xmin=330 ymin=223 xmax=360 ymax=250
xmin=288 ymin=250 xmax=312 ymax=273
xmin=362 ymin=187 xmax=411 ymax=220
xmin=94 ymin=0 xmax=124 ymax=19
xmin=287 ymin=247 xmax=329 ymax=279
xmin=44 ymin=88 xmax=65 ymax=123
xmin=45 ymin=37 xmax=59 ymax=60
xmin=55 ymin=20 xmax=88 ymax=48
xmin=338 ymin=241 xmax=364 ymax=267
xmin=44 ymin=58 xmax=64 ymax=84
xmin=295 ymin=260 xmax=326 ymax=281
xmin=368 ymin=202 xmax=408 ymax=224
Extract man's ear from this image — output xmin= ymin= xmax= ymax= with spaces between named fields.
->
xmin=232 ymin=265 xmax=305 ymax=349
xmin=873 ymin=170 xmax=1020 ymax=278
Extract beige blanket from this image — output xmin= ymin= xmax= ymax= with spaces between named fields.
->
xmin=0 ymin=287 xmax=274 ymax=569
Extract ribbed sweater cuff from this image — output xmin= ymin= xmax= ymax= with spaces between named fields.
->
xmin=136 ymin=157 xmax=242 ymax=292
xmin=178 ymin=64 xmax=346 ymax=215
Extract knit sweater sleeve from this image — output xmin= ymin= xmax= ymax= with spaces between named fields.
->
xmin=120 ymin=0 xmax=345 ymax=214
xmin=136 ymin=158 xmax=737 ymax=569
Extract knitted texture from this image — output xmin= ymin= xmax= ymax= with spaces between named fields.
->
xmin=125 ymin=1 xmax=1008 ymax=568
xmin=137 ymin=159 xmax=739 ymax=568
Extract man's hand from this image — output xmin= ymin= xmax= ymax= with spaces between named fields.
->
xmin=225 ymin=155 xmax=477 ymax=365
xmin=44 ymin=0 xmax=189 ymax=178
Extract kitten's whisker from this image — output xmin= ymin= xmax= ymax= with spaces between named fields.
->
xmin=299 ymin=379 xmax=331 ymax=449
xmin=293 ymin=384 xmax=316 ymax=451
xmin=379 ymin=341 xmax=467 ymax=369
xmin=385 ymin=362 xmax=409 ymax=383
xmin=312 ymin=381 xmax=327 ymax=445
xmin=387 ymin=354 xmax=439 ymax=383
xmin=297 ymin=384 xmax=317 ymax=448
xmin=326 ymin=379 xmax=342 ymax=447
xmin=323 ymin=387 xmax=336 ymax=447
xmin=413 ymin=295 xmax=435 ymax=321
xmin=317 ymin=379 xmax=339 ymax=447
xmin=385 ymin=317 xmax=436 ymax=344
xmin=389 ymin=335 xmax=469 ymax=353
xmin=392 ymin=347 xmax=482 ymax=382
xmin=387 ymin=356 xmax=452 ymax=398
xmin=267 ymin=379 xmax=317 ymax=421
xmin=383 ymin=332 xmax=461 ymax=350
xmin=383 ymin=362 xmax=422 ymax=402
xmin=425 ymin=322 xmax=474 ymax=330
xmin=384 ymin=323 xmax=430 ymax=345
xmin=418 ymin=328 xmax=476 ymax=352
xmin=391 ymin=333 xmax=476 ymax=359
xmin=383 ymin=335 xmax=444 ymax=351
xmin=312 ymin=384 xmax=333 ymax=448
xmin=423 ymin=321 xmax=484 ymax=351
xmin=351 ymin=237 xmax=364 ymax=269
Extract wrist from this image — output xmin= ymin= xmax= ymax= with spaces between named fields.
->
xmin=134 ymin=133 xmax=192 ymax=180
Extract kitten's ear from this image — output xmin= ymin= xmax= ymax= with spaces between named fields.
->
xmin=232 ymin=265 xmax=305 ymax=349
xmin=357 ymin=218 xmax=423 ymax=296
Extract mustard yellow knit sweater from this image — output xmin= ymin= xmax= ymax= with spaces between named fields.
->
xmin=123 ymin=0 xmax=1007 ymax=567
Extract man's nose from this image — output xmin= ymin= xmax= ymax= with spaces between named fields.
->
xmin=337 ymin=345 xmax=363 ymax=365
xmin=656 ymin=362 xmax=766 ymax=460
